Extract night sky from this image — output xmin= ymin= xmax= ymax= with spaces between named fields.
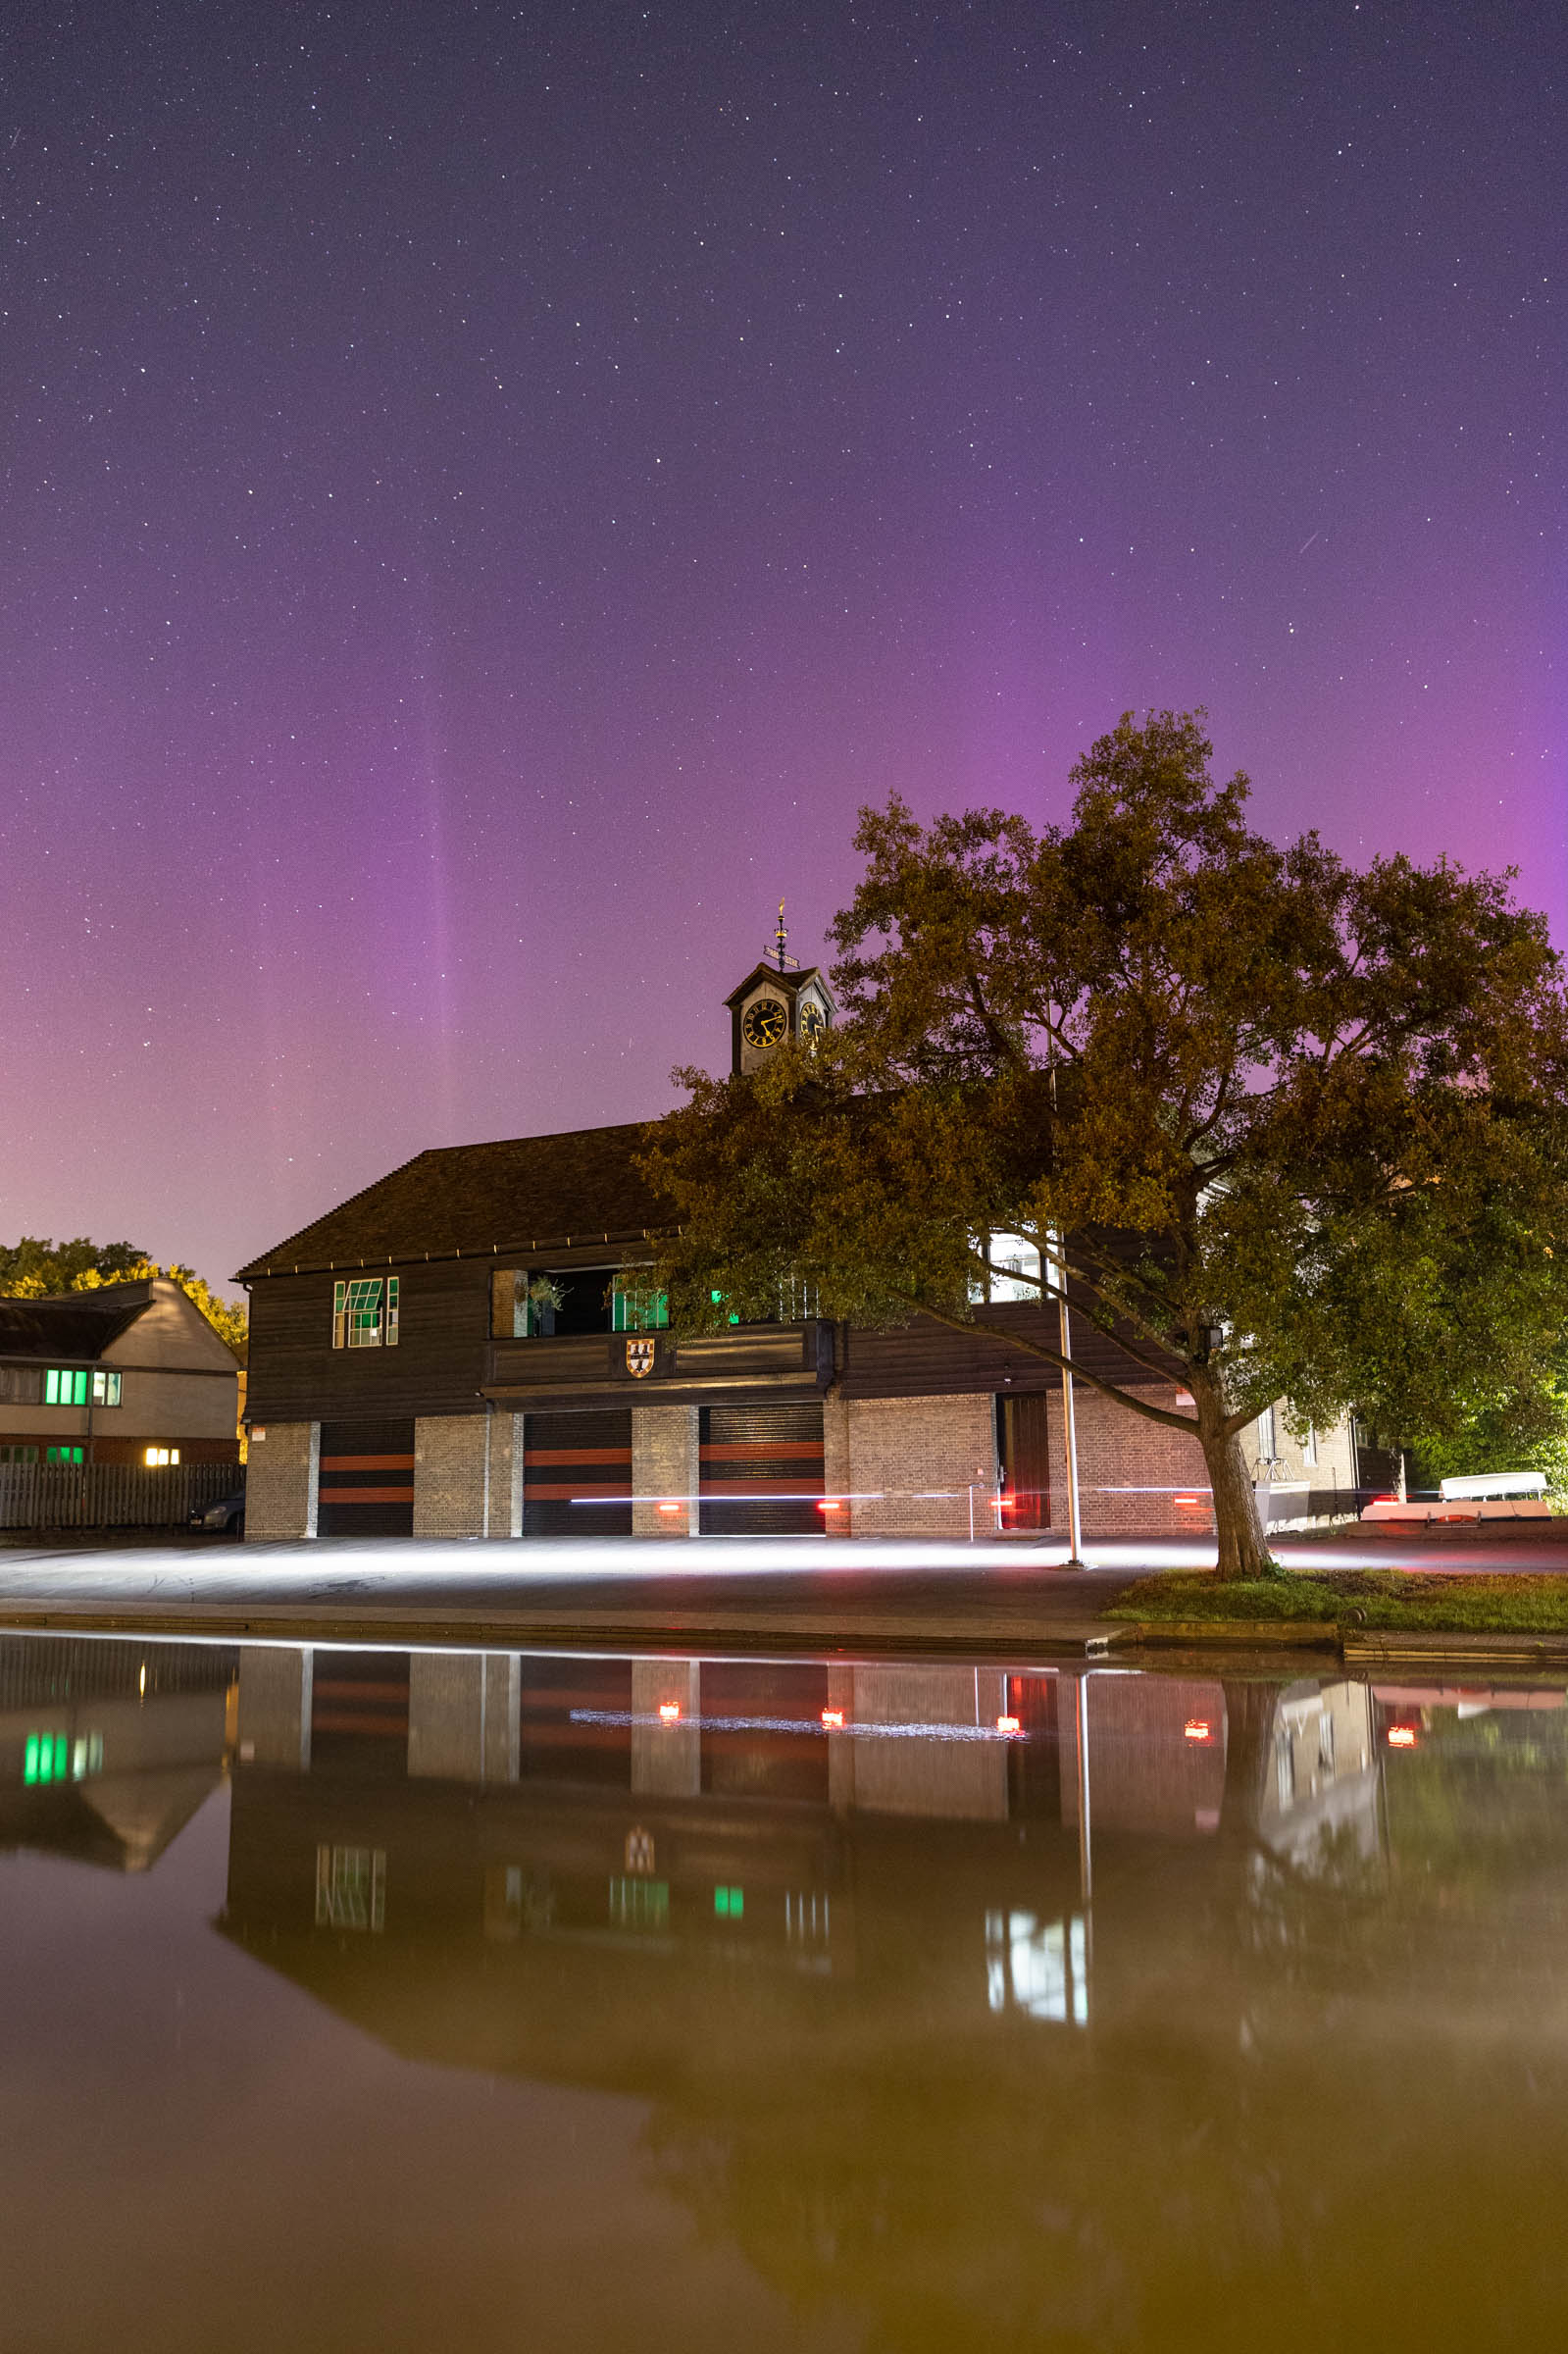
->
xmin=1 ymin=0 xmax=1562 ymax=1295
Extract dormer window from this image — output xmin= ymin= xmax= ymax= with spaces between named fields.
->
xmin=332 ymin=1276 xmax=400 ymax=1350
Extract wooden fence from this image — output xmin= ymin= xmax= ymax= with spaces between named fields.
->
xmin=0 ymin=1460 xmax=241 ymax=1532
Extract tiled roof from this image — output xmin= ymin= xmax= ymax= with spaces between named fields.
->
xmin=234 ymin=1121 xmax=670 ymax=1280
xmin=0 ymin=1283 xmax=154 ymax=1361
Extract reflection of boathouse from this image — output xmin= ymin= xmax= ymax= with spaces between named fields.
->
xmin=222 ymin=1647 xmax=1381 ymax=2079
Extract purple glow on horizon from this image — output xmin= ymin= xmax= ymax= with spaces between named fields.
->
xmin=0 ymin=1 xmax=1562 ymax=1291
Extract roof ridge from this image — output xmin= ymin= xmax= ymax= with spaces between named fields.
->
xmin=233 ymin=1146 xmax=435 ymax=1278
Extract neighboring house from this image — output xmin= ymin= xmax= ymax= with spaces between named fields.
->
xmin=236 ymin=954 xmax=1234 ymax=1544
xmin=0 ymin=1279 xmax=241 ymax=1467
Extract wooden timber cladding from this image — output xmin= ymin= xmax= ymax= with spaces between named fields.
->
xmin=524 ymin=1409 xmax=633 ymax=1539
xmin=245 ymin=1261 xmax=495 ymax=1425
xmin=834 ymin=1302 xmax=1176 ymax=1400
xmin=700 ymin=1403 xmax=825 ymax=1537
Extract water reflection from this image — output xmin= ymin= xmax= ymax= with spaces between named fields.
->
xmin=6 ymin=1631 xmax=1568 ymax=2345
xmin=0 ymin=1635 xmax=231 ymax=1871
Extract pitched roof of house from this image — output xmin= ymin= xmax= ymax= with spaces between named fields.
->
xmin=0 ymin=1283 xmax=154 ymax=1361
xmin=234 ymin=1121 xmax=672 ymax=1281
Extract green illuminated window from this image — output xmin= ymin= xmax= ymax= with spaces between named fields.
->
xmin=44 ymin=1367 xmax=89 ymax=1407
xmin=609 ymin=1877 xmax=671 ymax=1930
xmin=45 ymin=1447 xmax=83 ymax=1465
xmin=714 ymin=1885 xmax=744 ymax=1919
xmin=332 ymin=1276 xmax=400 ymax=1350
xmin=23 ymin=1730 xmax=100 ymax=1786
xmin=611 ymin=1280 xmax=669 ymax=1333
xmin=315 ymin=1844 xmax=386 ymax=1931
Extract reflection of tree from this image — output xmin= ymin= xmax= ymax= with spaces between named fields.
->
xmin=643 ymin=1688 xmax=1568 ymax=2350
xmin=644 ymin=2001 xmax=1568 ymax=2351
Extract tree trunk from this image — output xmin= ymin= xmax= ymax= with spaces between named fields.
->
xmin=1192 ymin=1378 xmax=1272 ymax=1580
xmin=1219 ymin=1678 xmax=1280 ymax=1832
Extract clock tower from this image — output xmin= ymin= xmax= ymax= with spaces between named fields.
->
xmin=724 ymin=904 xmax=835 ymax=1074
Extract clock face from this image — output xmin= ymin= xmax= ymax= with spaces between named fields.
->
xmin=742 ymin=997 xmax=788 ymax=1048
xmin=799 ymin=998 xmax=827 ymax=1044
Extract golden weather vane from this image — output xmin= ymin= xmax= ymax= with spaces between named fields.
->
xmin=770 ymin=898 xmax=799 ymax=974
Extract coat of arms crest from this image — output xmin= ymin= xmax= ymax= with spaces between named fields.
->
xmin=625 ymin=1337 xmax=657 ymax=1378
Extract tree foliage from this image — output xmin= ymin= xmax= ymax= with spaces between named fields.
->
xmin=644 ymin=711 xmax=1568 ymax=1575
xmin=0 ymin=1236 xmax=248 ymax=1358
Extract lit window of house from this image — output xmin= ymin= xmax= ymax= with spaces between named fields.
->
xmin=46 ymin=1368 xmax=123 ymax=1407
xmin=143 ymin=1447 xmax=180 ymax=1467
xmin=331 ymin=1276 xmax=399 ymax=1349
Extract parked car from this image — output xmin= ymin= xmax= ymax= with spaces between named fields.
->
xmin=190 ymin=1488 xmax=245 ymax=1536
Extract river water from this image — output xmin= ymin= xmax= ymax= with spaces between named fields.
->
xmin=1 ymin=1633 xmax=1565 ymax=2349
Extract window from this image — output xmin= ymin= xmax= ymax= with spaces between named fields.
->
xmin=43 ymin=1367 xmax=121 ymax=1407
xmin=24 ymin=1730 xmax=102 ymax=1786
xmin=1256 ymin=1405 xmax=1277 ymax=1461
xmin=1303 ymin=1423 xmax=1318 ymax=1466
xmin=143 ymin=1447 xmax=180 ymax=1467
xmin=46 ymin=1446 xmax=83 ymax=1465
xmin=0 ymin=1445 xmax=38 ymax=1465
xmin=316 ymin=1845 xmax=386 ymax=1932
xmin=610 ymin=1280 xmax=669 ymax=1333
xmin=608 ymin=1876 xmax=670 ymax=1931
xmin=970 ymin=1233 xmax=1043 ymax=1305
xmin=332 ymin=1275 xmax=399 ymax=1350
xmin=986 ymin=1910 xmax=1089 ymax=2025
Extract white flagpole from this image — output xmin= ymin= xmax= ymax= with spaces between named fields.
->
xmin=1052 ymin=1226 xmax=1087 ymax=1569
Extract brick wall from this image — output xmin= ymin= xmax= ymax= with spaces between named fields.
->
xmin=490 ymin=1412 xmax=523 ymax=1538
xmin=831 ymin=1393 xmax=998 ymax=1539
xmin=405 ymin=1411 xmax=524 ymax=1538
xmin=414 ymin=1413 xmax=486 ymax=1536
xmin=631 ymin=1659 xmax=700 ymax=1794
xmin=632 ymin=1405 xmax=699 ymax=1537
xmin=235 ymin=1644 xmax=311 ymax=1764
xmin=405 ymin=1652 xmax=518 ymax=1778
xmin=243 ymin=1419 xmax=318 ymax=1541
xmin=1046 ymin=1384 xmax=1213 ymax=1535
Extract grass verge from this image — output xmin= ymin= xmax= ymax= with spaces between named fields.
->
xmin=1107 ymin=1568 xmax=1568 ymax=1636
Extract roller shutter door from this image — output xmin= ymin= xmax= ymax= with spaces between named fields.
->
xmin=310 ymin=1649 xmax=410 ymax=1777
xmin=524 ymin=1409 xmax=633 ymax=1539
xmin=318 ymin=1417 xmax=415 ymax=1539
xmin=699 ymin=1403 xmax=825 ymax=1536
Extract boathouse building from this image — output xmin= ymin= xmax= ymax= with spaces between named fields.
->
xmin=237 ymin=955 xmax=1344 ymax=1543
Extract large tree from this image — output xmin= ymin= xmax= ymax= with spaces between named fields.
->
xmin=645 ymin=712 xmax=1568 ymax=1577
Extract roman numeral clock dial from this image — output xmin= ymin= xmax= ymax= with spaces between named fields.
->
xmin=741 ymin=998 xmax=788 ymax=1048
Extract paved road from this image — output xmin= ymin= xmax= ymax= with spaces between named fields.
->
xmin=0 ymin=1534 xmax=1146 ymax=1654
xmin=0 ymin=1529 xmax=1561 ymax=1655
